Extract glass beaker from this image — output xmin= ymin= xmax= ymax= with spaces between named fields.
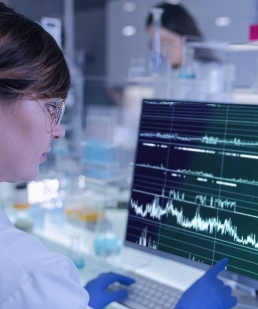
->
xmin=68 ymin=233 xmax=85 ymax=269
xmin=179 ymin=45 xmax=196 ymax=79
xmin=149 ymin=7 xmax=164 ymax=76
xmin=93 ymin=211 xmax=122 ymax=260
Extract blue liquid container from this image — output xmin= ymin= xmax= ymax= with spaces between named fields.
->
xmin=71 ymin=256 xmax=85 ymax=269
xmin=94 ymin=233 xmax=121 ymax=257
xmin=85 ymin=139 xmax=115 ymax=165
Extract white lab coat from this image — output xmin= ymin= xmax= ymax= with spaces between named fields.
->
xmin=0 ymin=207 xmax=92 ymax=309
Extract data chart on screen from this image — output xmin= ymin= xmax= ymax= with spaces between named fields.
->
xmin=125 ymin=100 xmax=258 ymax=281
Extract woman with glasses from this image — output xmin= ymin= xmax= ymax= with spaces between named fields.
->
xmin=0 ymin=2 xmax=136 ymax=309
xmin=0 ymin=2 xmax=237 ymax=309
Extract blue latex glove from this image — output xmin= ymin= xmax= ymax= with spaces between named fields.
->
xmin=174 ymin=258 xmax=238 ymax=309
xmin=84 ymin=272 xmax=135 ymax=309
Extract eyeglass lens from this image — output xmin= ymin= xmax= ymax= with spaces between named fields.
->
xmin=44 ymin=99 xmax=66 ymax=133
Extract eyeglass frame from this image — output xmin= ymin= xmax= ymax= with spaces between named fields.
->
xmin=0 ymin=83 xmax=66 ymax=133
xmin=40 ymin=98 xmax=66 ymax=133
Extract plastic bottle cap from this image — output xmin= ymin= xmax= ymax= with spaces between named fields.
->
xmin=151 ymin=8 xmax=164 ymax=21
xmin=249 ymin=24 xmax=258 ymax=40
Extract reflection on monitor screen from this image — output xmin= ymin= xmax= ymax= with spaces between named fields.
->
xmin=125 ymin=99 xmax=258 ymax=289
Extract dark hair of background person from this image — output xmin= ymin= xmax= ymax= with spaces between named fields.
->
xmin=146 ymin=2 xmax=220 ymax=63
xmin=146 ymin=2 xmax=203 ymax=38
xmin=0 ymin=1 xmax=71 ymax=102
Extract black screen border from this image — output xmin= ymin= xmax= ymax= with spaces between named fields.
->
xmin=124 ymin=98 xmax=258 ymax=291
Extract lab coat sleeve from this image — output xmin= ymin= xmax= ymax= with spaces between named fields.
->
xmin=0 ymin=223 xmax=92 ymax=309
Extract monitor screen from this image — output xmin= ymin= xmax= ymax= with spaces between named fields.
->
xmin=124 ymin=99 xmax=258 ymax=289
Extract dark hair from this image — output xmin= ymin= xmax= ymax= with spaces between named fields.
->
xmin=146 ymin=2 xmax=203 ymax=38
xmin=146 ymin=2 xmax=220 ymax=63
xmin=0 ymin=2 xmax=70 ymax=101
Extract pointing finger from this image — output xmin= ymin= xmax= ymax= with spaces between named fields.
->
xmin=205 ymin=258 xmax=228 ymax=278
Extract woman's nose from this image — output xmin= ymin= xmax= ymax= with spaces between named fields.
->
xmin=51 ymin=123 xmax=65 ymax=139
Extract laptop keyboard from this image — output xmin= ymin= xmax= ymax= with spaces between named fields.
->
xmin=107 ymin=271 xmax=183 ymax=309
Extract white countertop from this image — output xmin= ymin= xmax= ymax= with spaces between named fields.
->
xmin=30 ymin=208 xmax=258 ymax=309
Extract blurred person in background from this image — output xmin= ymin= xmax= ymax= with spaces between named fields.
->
xmin=146 ymin=2 xmax=221 ymax=77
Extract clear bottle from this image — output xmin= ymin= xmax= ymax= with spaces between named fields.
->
xmin=48 ymin=197 xmax=66 ymax=227
xmin=68 ymin=234 xmax=85 ymax=269
xmin=179 ymin=45 xmax=196 ymax=79
xmin=149 ymin=8 xmax=164 ymax=76
xmin=93 ymin=211 xmax=122 ymax=260
xmin=30 ymin=202 xmax=45 ymax=230
xmin=13 ymin=182 xmax=33 ymax=231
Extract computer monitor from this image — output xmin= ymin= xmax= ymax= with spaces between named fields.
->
xmin=124 ymin=98 xmax=258 ymax=290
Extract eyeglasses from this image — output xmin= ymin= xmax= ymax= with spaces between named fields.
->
xmin=40 ymin=98 xmax=66 ymax=133
xmin=0 ymin=83 xmax=66 ymax=133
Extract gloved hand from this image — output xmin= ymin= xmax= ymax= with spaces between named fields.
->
xmin=174 ymin=258 xmax=238 ymax=309
xmin=84 ymin=272 xmax=135 ymax=309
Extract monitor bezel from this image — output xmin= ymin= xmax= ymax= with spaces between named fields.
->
xmin=124 ymin=98 xmax=258 ymax=291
